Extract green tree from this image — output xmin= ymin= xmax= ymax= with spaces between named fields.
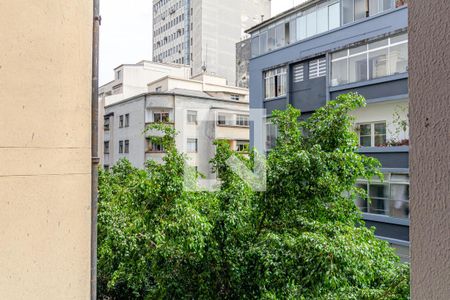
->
xmin=97 ymin=93 xmax=409 ymax=299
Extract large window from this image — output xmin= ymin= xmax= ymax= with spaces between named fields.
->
xmin=330 ymin=33 xmax=408 ymax=86
xmin=356 ymin=173 xmax=409 ymax=219
xmin=264 ymin=67 xmax=287 ymax=99
xmin=357 ymin=122 xmax=387 ymax=147
xmin=252 ymin=1 xmax=341 ymax=57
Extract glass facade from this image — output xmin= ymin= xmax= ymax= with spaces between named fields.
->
xmin=250 ymin=0 xmax=407 ymax=58
xmin=331 ymin=32 xmax=408 ymax=86
xmin=356 ymin=173 xmax=409 ymax=219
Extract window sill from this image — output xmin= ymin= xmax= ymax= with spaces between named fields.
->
xmin=216 ymin=124 xmax=250 ymax=128
xmin=362 ymin=213 xmax=409 ymax=226
xmin=357 ymin=146 xmax=409 ymax=153
xmin=263 ymin=95 xmax=286 ymax=102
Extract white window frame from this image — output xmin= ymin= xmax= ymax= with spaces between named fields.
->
xmin=331 ymin=33 xmax=408 ymax=86
xmin=357 ymin=121 xmax=387 ymax=147
xmin=264 ymin=66 xmax=287 ymax=99
xmin=187 ymin=138 xmax=198 ymax=153
xmin=356 ymin=173 xmax=409 ymax=219
xmin=187 ymin=110 xmax=197 ymax=124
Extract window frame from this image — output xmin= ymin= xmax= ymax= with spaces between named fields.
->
xmin=187 ymin=138 xmax=198 ymax=153
xmin=264 ymin=66 xmax=287 ymax=100
xmin=356 ymin=173 xmax=409 ymax=219
xmin=357 ymin=121 xmax=387 ymax=147
xmin=330 ymin=33 xmax=408 ymax=86
xmin=187 ymin=110 xmax=197 ymax=124
xmin=125 ymin=113 xmax=130 ymax=127
xmin=119 ymin=141 xmax=124 ymax=154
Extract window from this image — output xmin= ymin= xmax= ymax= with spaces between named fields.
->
xmin=103 ymin=165 xmax=110 ymax=171
xmin=357 ymin=122 xmax=386 ymax=147
xmin=187 ymin=138 xmax=198 ymax=153
xmin=230 ymin=94 xmax=240 ymax=101
xmin=356 ymin=173 xmax=409 ymax=219
xmin=124 ymin=140 xmax=129 ymax=154
xmin=264 ymin=66 xmax=287 ymax=99
xmin=104 ymin=141 xmax=110 ymax=154
xmin=266 ymin=122 xmax=278 ymax=150
xmin=309 ymin=58 xmax=327 ymax=79
xmin=104 ymin=117 xmax=110 ymax=131
xmin=293 ymin=64 xmax=304 ymax=83
xmin=251 ymin=36 xmax=260 ymax=57
xmin=147 ymin=138 xmax=164 ymax=152
xmin=116 ymin=70 xmax=122 ymax=79
xmin=316 ymin=6 xmax=328 ymax=34
xmin=217 ymin=114 xmax=227 ymax=125
xmin=236 ymin=115 xmax=249 ymax=127
xmin=153 ymin=112 xmax=170 ymax=123
xmin=236 ymin=141 xmax=249 ymax=153
xmin=125 ymin=114 xmax=130 ymax=127
xmin=119 ymin=115 xmax=124 ymax=128
xmin=187 ymin=110 xmax=197 ymax=124
xmin=119 ymin=141 xmax=124 ymax=154
xmin=328 ymin=2 xmax=340 ymax=30
xmin=330 ymin=33 xmax=408 ymax=86
xmin=155 ymin=86 xmax=162 ymax=92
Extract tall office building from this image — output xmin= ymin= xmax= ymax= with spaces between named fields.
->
xmin=152 ymin=0 xmax=271 ymax=86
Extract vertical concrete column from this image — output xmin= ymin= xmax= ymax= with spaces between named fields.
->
xmin=409 ymin=1 xmax=450 ymax=299
xmin=0 ymin=1 xmax=93 ymax=299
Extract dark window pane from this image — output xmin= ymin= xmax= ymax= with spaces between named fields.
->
xmin=360 ymin=136 xmax=372 ymax=147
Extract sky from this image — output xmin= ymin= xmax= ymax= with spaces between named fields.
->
xmin=99 ymin=0 xmax=303 ymax=85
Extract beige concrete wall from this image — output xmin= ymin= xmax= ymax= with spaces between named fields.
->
xmin=0 ymin=1 xmax=92 ymax=299
xmin=409 ymin=1 xmax=450 ymax=299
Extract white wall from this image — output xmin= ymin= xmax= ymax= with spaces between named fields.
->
xmin=351 ymin=100 xmax=409 ymax=143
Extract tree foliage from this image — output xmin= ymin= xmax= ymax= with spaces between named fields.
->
xmin=98 ymin=93 xmax=410 ymax=299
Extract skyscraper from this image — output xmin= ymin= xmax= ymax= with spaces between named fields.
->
xmin=152 ymin=0 xmax=271 ymax=86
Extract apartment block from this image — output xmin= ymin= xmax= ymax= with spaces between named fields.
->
xmin=152 ymin=0 xmax=271 ymax=85
xmin=246 ymin=0 xmax=409 ymax=260
xmin=101 ymin=66 xmax=249 ymax=179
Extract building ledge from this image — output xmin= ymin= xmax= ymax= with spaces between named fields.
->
xmin=357 ymin=146 xmax=409 ymax=153
xmin=362 ymin=213 xmax=410 ymax=226
xmin=329 ymin=73 xmax=408 ymax=92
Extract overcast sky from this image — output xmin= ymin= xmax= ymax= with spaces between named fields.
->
xmin=99 ymin=0 xmax=302 ymax=85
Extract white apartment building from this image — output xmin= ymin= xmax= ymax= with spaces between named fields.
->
xmin=152 ymin=0 xmax=271 ymax=86
xmin=101 ymin=67 xmax=249 ymax=179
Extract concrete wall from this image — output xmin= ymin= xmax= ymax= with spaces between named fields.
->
xmin=409 ymin=1 xmax=450 ymax=299
xmin=0 ymin=1 xmax=92 ymax=299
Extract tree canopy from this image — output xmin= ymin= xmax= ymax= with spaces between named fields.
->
xmin=98 ymin=93 xmax=410 ymax=299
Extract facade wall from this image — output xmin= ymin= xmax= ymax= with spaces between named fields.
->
xmin=236 ymin=38 xmax=251 ymax=88
xmin=0 ymin=1 xmax=92 ymax=299
xmin=104 ymin=93 xmax=249 ymax=179
xmin=247 ymin=3 xmax=410 ymax=251
xmin=409 ymin=1 xmax=450 ymax=298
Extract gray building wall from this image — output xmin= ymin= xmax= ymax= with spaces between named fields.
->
xmin=247 ymin=6 xmax=410 ymax=245
xmin=236 ymin=38 xmax=251 ymax=88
